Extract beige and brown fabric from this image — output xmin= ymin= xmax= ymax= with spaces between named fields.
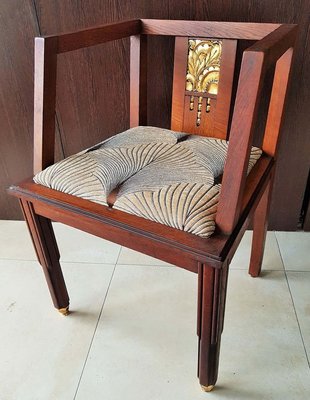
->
xmin=34 ymin=126 xmax=262 ymax=238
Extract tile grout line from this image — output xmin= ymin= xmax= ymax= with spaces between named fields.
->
xmin=72 ymin=263 xmax=117 ymax=400
xmin=0 ymin=258 xmax=123 ymax=265
xmin=3 ymin=257 xmax=309 ymax=272
xmin=274 ymin=234 xmax=310 ymax=369
xmin=114 ymin=244 xmax=123 ymax=267
xmin=2 ymin=257 xmax=300 ymax=271
xmin=284 ymin=272 xmax=310 ymax=369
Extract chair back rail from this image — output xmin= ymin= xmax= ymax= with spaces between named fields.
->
xmin=140 ymin=20 xmax=281 ymax=40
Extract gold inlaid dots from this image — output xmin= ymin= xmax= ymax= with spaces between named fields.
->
xmin=189 ymin=95 xmax=195 ymax=110
xmin=206 ymin=98 xmax=211 ymax=113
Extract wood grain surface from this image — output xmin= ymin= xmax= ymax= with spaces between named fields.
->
xmin=1 ymin=0 xmax=309 ymax=229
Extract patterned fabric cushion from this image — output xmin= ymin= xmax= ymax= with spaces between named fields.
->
xmin=34 ymin=126 xmax=262 ymax=238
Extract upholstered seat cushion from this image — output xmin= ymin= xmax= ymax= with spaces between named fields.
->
xmin=34 ymin=126 xmax=262 ymax=238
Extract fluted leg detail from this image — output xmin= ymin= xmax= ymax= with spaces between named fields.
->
xmin=20 ymin=199 xmax=69 ymax=311
xmin=197 ymin=262 xmax=229 ymax=389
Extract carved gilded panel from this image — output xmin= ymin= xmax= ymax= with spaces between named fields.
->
xmin=186 ymin=39 xmax=222 ymax=95
xmin=186 ymin=39 xmax=222 ymax=126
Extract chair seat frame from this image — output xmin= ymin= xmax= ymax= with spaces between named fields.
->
xmin=8 ymin=19 xmax=297 ymax=390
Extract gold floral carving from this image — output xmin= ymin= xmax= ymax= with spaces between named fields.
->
xmin=186 ymin=39 xmax=222 ymax=95
xmin=186 ymin=39 xmax=222 ymax=125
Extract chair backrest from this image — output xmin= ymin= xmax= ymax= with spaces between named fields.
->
xmin=171 ymin=38 xmax=237 ymax=139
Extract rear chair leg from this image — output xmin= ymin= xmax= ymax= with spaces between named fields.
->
xmin=249 ymin=178 xmax=273 ymax=277
xmin=197 ymin=262 xmax=229 ymax=391
xmin=20 ymin=199 xmax=70 ymax=315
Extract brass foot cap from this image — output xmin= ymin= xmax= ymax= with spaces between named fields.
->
xmin=58 ymin=306 xmax=69 ymax=316
xmin=201 ymin=385 xmax=214 ymax=392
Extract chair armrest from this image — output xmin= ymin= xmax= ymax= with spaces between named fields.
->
xmin=216 ymin=24 xmax=297 ymax=234
xmin=43 ymin=19 xmax=141 ymax=54
xmin=245 ymin=24 xmax=297 ymax=68
xmin=33 ymin=19 xmax=142 ymax=175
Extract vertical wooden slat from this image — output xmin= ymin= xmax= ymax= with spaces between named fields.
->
xmin=249 ymin=175 xmax=273 ymax=277
xmin=214 ymin=39 xmax=237 ymax=139
xmin=249 ymin=177 xmax=274 ymax=277
xmin=216 ymin=50 xmax=265 ymax=234
xmin=171 ymin=36 xmax=188 ymax=131
xmin=262 ymin=48 xmax=294 ymax=157
xmin=33 ymin=36 xmax=58 ymax=174
xmin=130 ymin=34 xmax=148 ymax=127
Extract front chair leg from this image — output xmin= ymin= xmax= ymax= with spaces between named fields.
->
xmin=249 ymin=178 xmax=273 ymax=277
xmin=19 ymin=199 xmax=70 ymax=314
xmin=197 ymin=262 xmax=229 ymax=391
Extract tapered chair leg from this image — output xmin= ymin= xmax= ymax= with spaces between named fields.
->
xmin=197 ymin=262 xmax=229 ymax=391
xmin=20 ymin=199 xmax=70 ymax=314
xmin=249 ymin=178 xmax=273 ymax=277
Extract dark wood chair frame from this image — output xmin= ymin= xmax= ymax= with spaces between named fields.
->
xmin=8 ymin=19 xmax=297 ymax=391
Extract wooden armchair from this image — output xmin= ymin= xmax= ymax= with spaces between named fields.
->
xmin=8 ymin=19 xmax=297 ymax=391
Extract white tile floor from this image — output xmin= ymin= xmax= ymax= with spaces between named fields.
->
xmin=0 ymin=221 xmax=309 ymax=400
